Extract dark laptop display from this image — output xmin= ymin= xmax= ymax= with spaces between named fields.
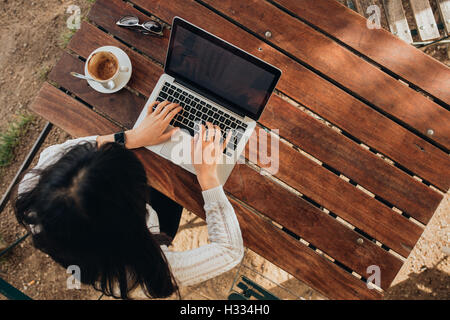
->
xmin=165 ymin=18 xmax=281 ymax=120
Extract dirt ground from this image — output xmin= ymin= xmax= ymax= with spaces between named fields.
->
xmin=0 ymin=0 xmax=449 ymax=300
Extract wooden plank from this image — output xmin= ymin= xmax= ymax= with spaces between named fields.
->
xmin=409 ymin=0 xmax=441 ymax=40
xmin=247 ymin=128 xmax=424 ymax=257
xmin=200 ymin=0 xmax=450 ymax=150
xmin=266 ymin=0 xmax=450 ymax=106
xmin=48 ymin=53 xmax=145 ymax=129
xmin=225 ymin=165 xmax=403 ymax=290
xmin=60 ymin=23 xmax=406 ymax=286
xmin=30 ymin=83 xmax=381 ymax=299
xmin=29 ymin=83 xmax=121 ymax=136
xmin=382 ymin=0 xmax=414 ymax=43
xmin=66 ymin=21 xmax=425 ymax=256
xmin=437 ymin=0 xmax=450 ymax=34
xmin=230 ymin=198 xmax=382 ymax=300
xmin=123 ymin=0 xmax=450 ymax=192
xmin=67 ymin=21 xmax=444 ymax=222
xmin=261 ymin=95 xmax=443 ymax=224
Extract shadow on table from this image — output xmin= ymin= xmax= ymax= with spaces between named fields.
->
xmin=384 ymin=257 xmax=450 ymax=300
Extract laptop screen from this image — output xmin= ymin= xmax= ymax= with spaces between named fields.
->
xmin=165 ymin=17 xmax=281 ymax=120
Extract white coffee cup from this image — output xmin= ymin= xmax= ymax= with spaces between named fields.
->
xmin=86 ymin=50 xmax=129 ymax=88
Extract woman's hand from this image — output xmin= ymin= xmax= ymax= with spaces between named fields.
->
xmin=191 ymin=122 xmax=231 ymax=191
xmin=97 ymin=100 xmax=182 ymax=149
xmin=126 ymin=101 xmax=182 ymax=148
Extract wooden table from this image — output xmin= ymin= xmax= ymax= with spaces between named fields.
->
xmin=29 ymin=0 xmax=450 ymax=300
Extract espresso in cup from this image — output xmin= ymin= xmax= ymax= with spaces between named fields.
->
xmin=87 ymin=51 xmax=119 ymax=81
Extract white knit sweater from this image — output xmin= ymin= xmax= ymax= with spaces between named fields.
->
xmin=18 ymin=136 xmax=244 ymax=287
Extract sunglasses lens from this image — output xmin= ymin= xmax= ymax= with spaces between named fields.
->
xmin=143 ymin=21 xmax=162 ymax=33
xmin=118 ymin=16 xmax=139 ymax=26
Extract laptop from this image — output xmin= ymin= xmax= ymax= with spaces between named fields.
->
xmin=133 ymin=17 xmax=281 ymax=184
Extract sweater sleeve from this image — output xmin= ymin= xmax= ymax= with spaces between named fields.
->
xmin=162 ymin=186 xmax=244 ymax=287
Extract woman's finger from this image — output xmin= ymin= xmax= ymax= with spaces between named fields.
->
xmin=158 ymin=102 xmax=179 ymax=119
xmin=201 ymin=124 xmax=207 ymax=142
xmin=147 ymin=101 xmax=159 ymax=115
xmin=213 ymin=126 xmax=222 ymax=157
xmin=164 ymin=106 xmax=183 ymax=123
xmin=206 ymin=122 xmax=214 ymax=142
xmin=192 ymin=133 xmax=201 ymax=164
xmin=214 ymin=125 xmax=221 ymax=145
xmin=153 ymin=100 xmax=171 ymax=116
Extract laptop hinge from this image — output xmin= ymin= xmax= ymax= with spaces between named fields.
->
xmin=173 ymin=78 xmax=247 ymax=118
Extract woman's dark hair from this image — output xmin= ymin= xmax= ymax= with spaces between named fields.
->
xmin=14 ymin=141 xmax=178 ymax=299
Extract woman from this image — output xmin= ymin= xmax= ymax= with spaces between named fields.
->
xmin=14 ymin=100 xmax=244 ymax=299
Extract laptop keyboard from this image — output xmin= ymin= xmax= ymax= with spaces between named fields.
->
xmin=154 ymin=82 xmax=248 ymax=153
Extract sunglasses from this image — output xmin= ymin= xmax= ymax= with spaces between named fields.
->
xmin=116 ymin=15 xmax=163 ymax=36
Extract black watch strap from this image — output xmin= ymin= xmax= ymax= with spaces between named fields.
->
xmin=114 ymin=131 xmax=126 ymax=146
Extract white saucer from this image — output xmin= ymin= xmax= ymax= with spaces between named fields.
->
xmin=84 ymin=46 xmax=132 ymax=94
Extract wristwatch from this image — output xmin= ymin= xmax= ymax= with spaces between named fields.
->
xmin=114 ymin=131 xmax=126 ymax=146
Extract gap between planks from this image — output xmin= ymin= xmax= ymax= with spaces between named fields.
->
xmin=261 ymin=0 xmax=450 ymax=112
xmin=226 ymin=186 xmax=385 ymax=295
xmin=245 ymin=157 xmax=409 ymax=264
xmin=274 ymin=89 xmax=444 ymax=201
